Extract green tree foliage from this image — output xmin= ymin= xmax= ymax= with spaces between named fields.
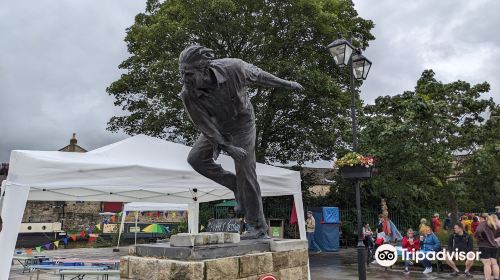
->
xmin=460 ymin=106 xmax=500 ymax=210
xmin=358 ymin=70 xmax=498 ymax=218
xmin=107 ymin=0 xmax=374 ymax=163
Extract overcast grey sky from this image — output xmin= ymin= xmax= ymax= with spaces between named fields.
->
xmin=0 ymin=1 xmax=498 ymax=164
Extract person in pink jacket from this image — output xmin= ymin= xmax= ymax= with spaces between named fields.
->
xmin=402 ymin=228 xmax=420 ymax=274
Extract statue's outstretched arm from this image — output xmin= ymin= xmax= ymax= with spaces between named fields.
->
xmin=242 ymin=61 xmax=304 ymax=91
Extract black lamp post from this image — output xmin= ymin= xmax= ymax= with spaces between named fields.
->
xmin=327 ymin=34 xmax=372 ymax=280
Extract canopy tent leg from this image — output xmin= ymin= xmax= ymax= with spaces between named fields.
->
xmin=0 ymin=183 xmax=30 ymax=280
xmin=116 ymin=209 xmax=127 ymax=250
xmin=292 ymin=191 xmax=310 ymax=280
xmin=188 ymin=202 xmax=199 ymax=234
xmin=134 ymin=211 xmax=138 ymax=247
xmin=293 ymin=192 xmax=307 ymax=241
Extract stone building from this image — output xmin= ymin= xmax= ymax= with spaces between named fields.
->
xmin=301 ymin=167 xmax=334 ymax=197
xmin=58 ymin=133 xmax=88 ymax=153
xmin=0 ymin=163 xmax=7 ymax=185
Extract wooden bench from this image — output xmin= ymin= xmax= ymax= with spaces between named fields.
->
xmin=57 ymin=269 xmax=119 ymax=280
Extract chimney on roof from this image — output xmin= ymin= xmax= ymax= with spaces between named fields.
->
xmin=58 ymin=133 xmax=87 ymax=153
xmin=69 ymin=133 xmax=77 ymax=152
xmin=70 ymin=133 xmax=77 ymax=145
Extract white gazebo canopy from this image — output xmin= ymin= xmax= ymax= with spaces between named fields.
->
xmin=123 ymin=202 xmax=190 ymax=212
xmin=0 ymin=134 xmax=305 ymax=280
xmin=117 ymin=202 xmax=190 ymax=248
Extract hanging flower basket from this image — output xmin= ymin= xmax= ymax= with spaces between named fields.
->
xmin=335 ymin=152 xmax=375 ymax=180
xmin=339 ymin=165 xmax=373 ymax=179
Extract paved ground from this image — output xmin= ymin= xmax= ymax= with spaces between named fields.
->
xmin=309 ymin=249 xmax=483 ymax=280
xmin=9 ymin=247 xmax=485 ymax=279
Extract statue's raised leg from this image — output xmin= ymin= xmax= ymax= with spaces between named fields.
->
xmin=187 ymin=135 xmax=242 ymax=209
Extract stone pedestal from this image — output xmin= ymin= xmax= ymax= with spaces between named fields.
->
xmin=121 ymin=233 xmax=309 ymax=280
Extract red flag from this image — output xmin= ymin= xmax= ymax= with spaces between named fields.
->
xmin=383 ymin=219 xmax=392 ymax=236
xmin=290 ymin=201 xmax=298 ymax=224
xmin=79 ymin=231 xmax=86 ymax=238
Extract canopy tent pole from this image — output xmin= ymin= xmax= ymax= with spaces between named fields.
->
xmin=0 ymin=183 xmax=30 ymax=280
xmin=292 ymin=191 xmax=310 ymax=280
xmin=116 ymin=210 xmax=127 ymax=250
xmin=188 ymin=202 xmax=199 ymax=234
xmin=293 ymin=192 xmax=307 ymax=241
xmin=134 ymin=211 xmax=138 ymax=247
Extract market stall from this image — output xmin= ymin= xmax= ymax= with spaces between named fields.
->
xmin=117 ymin=202 xmax=189 ymax=247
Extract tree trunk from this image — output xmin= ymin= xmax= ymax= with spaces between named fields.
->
xmin=447 ymin=184 xmax=459 ymax=225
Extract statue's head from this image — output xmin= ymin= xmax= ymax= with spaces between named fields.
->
xmin=179 ymin=45 xmax=214 ymax=90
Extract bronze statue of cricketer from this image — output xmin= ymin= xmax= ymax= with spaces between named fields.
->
xmin=179 ymin=45 xmax=303 ymax=239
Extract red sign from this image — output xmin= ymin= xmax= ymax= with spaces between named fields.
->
xmin=259 ymin=274 xmax=277 ymax=280
xmin=103 ymin=202 xmax=123 ymax=212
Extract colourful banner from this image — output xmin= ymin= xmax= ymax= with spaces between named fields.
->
xmin=28 ymin=228 xmax=101 ymax=254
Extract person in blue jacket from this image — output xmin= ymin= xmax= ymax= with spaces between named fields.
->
xmin=420 ymin=225 xmax=441 ymax=274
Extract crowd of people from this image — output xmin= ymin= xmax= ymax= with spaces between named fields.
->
xmin=363 ymin=206 xmax=500 ymax=279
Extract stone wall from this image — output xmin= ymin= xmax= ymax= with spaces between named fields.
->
xmin=22 ymin=201 xmax=102 ymax=230
xmin=120 ymin=249 xmax=309 ymax=280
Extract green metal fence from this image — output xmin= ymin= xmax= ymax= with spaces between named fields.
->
xmin=338 ymin=208 xmax=450 ymax=234
xmin=201 ymin=200 xmax=483 ymax=241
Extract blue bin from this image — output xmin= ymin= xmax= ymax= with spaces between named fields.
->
xmin=310 ymin=208 xmax=340 ymax=252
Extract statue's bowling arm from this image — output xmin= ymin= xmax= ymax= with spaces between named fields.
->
xmin=254 ymin=70 xmax=303 ymax=90
xmin=241 ymin=61 xmax=304 ymax=90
